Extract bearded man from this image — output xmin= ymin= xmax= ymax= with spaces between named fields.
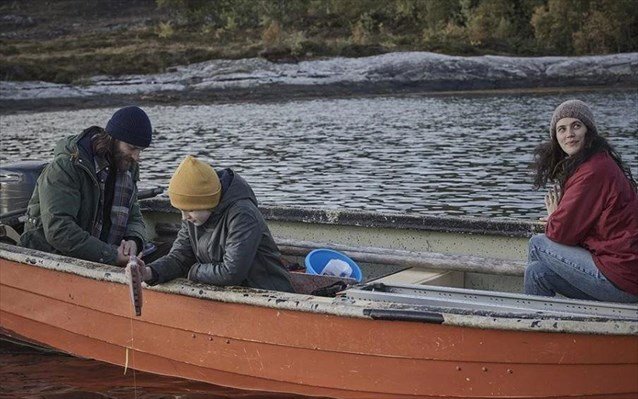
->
xmin=20 ymin=106 xmax=153 ymax=266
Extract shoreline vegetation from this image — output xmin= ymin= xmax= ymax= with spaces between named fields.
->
xmin=2 ymin=0 xmax=637 ymax=85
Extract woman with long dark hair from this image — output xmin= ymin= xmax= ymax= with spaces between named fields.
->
xmin=524 ymin=99 xmax=638 ymax=302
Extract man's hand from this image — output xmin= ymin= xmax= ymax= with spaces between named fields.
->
xmin=115 ymin=240 xmax=138 ymax=266
xmin=120 ymin=239 xmax=138 ymax=257
xmin=544 ymin=184 xmax=562 ymax=219
xmin=115 ymin=244 xmax=129 ymax=266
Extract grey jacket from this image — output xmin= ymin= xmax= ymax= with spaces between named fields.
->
xmin=148 ymin=170 xmax=294 ymax=292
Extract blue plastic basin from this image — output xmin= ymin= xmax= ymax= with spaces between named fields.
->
xmin=304 ymin=248 xmax=362 ymax=282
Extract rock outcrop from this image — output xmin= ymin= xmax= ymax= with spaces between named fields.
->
xmin=1 ymin=52 xmax=636 ymax=107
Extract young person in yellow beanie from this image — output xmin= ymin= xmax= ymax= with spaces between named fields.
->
xmin=132 ymin=155 xmax=294 ymax=292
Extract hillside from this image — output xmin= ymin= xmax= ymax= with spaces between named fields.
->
xmin=2 ymin=0 xmax=637 ymax=84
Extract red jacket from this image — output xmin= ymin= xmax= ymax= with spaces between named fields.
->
xmin=546 ymin=151 xmax=638 ymax=296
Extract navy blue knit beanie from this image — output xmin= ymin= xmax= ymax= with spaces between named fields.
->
xmin=105 ymin=106 xmax=152 ymax=148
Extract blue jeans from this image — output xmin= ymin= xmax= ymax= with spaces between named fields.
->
xmin=524 ymin=234 xmax=638 ymax=303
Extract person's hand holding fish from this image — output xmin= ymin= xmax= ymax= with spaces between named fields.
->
xmin=124 ymin=254 xmax=152 ymax=316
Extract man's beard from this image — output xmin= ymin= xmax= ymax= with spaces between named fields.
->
xmin=113 ymin=148 xmax=137 ymax=172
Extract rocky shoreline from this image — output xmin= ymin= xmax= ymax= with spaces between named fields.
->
xmin=2 ymin=51 xmax=637 ymax=112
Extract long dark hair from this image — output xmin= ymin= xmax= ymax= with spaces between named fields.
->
xmin=532 ymin=128 xmax=637 ymax=192
xmin=85 ymin=126 xmax=116 ymax=162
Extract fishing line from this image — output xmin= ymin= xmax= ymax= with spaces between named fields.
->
xmin=127 ymin=308 xmax=139 ymax=399
xmin=124 ymin=254 xmax=144 ymax=398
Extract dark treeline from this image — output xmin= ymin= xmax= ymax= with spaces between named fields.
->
xmin=2 ymin=0 xmax=637 ymax=83
xmin=157 ymin=0 xmax=638 ymax=56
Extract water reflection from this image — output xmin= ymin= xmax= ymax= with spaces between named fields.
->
xmin=1 ymin=90 xmax=636 ymax=219
xmin=0 ymin=340 xmax=318 ymax=399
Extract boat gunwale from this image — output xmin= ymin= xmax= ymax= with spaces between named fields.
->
xmin=2 ymin=243 xmax=636 ymax=336
xmin=140 ymin=198 xmax=544 ymax=238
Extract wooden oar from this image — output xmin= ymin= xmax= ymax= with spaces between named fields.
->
xmin=276 ymin=238 xmax=527 ymax=276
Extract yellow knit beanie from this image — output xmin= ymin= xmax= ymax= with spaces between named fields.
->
xmin=168 ymin=155 xmax=221 ymax=210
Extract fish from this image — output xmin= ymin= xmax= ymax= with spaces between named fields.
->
xmin=125 ymin=256 xmax=143 ymax=317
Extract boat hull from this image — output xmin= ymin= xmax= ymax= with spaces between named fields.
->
xmin=2 ymin=256 xmax=637 ymax=399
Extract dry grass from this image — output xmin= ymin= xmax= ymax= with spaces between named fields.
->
xmin=0 ymin=0 xmax=481 ymax=83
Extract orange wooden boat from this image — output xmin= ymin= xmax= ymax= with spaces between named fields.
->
xmin=1 ymin=198 xmax=637 ymax=398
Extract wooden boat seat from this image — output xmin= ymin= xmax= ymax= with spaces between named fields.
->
xmin=371 ymin=268 xmax=464 ymax=287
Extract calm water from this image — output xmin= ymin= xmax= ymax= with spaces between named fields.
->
xmin=0 ymin=340 xmax=319 ymax=399
xmin=0 ymin=89 xmax=637 ymax=397
xmin=1 ymin=90 xmax=637 ymax=219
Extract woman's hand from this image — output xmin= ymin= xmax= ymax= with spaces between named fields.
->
xmin=543 ymin=184 xmax=562 ymax=220
xmin=134 ymin=257 xmax=154 ymax=282
xmin=123 ymin=255 xmax=153 ymax=282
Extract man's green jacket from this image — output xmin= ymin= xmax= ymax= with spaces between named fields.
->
xmin=20 ymin=131 xmax=147 ymax=264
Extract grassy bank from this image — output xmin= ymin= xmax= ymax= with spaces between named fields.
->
xmin=2 ymin=0 xmax=637 ymax=84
